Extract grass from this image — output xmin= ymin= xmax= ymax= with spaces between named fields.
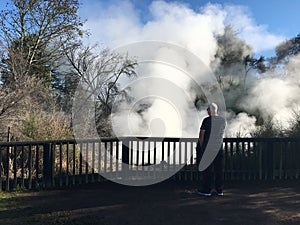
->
xmin=0 ymin=191 xmax=34 ymax=225
xmin=0 ymin=180 xmax=300 ymax=225
xmin=0 ymin=191 xmax=26 ymax=225
xmin=0 ymin=192 xmax=17 ymax=210
xmin=0 ymin=189 xmax=100 ymax=225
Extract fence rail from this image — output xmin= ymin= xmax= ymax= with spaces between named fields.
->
xmin=1 ymin=137 xmax=300 ymax=191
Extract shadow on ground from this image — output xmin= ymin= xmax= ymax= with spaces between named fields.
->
xmin=0 ymin=180 xmax=300 ymax=225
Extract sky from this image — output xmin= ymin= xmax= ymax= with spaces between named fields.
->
xmin=0 ymin=0 xmax=299 ymax=56
xmin=78 ymin=0 xmax=300 ymax=57
xmin=125 ymin=0 xmax=300 ymax=36
xmin=0 ymin=0 xmax=300 ymax=57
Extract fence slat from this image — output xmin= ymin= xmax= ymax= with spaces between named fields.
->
xmin=79 ymin=142 xmax=83 ymax=184
xmin=0 ymin=147 xmax=2 ymax=192
xmin=66 ymin=142 xmax=69 ymax=186
xmin=28 ymin=145 xmax=33 ymax=189
xmin=6 ymin=146 xmax=10 ymax=191
xmin=51 ymin=144 xmax=56 ymax=187
xmin=13 ymin=145 xmax=17 ymax=189
xmin=35 ymin=145 xmax=40 ymax=188
xmin=85 ymin=143 xmax=89 ymax=184
xmin=92 ymin=142 xmax=95 ymax=183
xmin=98 ymin=141 xmax=102 ymax=182
xmin=59 ymin=143 xmax=63 ymax=187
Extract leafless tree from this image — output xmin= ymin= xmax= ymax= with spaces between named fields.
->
xmin=66 ymin=45 xmax=137 ymax=137
xmin=0 ymin=44 xmax=46 ymax=141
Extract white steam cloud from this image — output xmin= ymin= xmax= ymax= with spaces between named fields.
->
xmin=222 ymin=4 xmax=285 ymax=53
xmin=240 ymin=54 xmax=300 ymax=131
xmin=79 ymin=0 xmax=292 ymax=137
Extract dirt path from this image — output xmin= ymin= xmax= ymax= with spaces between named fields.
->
xmin=1 ymin=180 xmax=300 ymax=225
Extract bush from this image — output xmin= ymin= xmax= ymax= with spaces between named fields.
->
xmin=22 ymin=110 xmax=73 ymax=141
xmin=285 ymin=110 xmax=300 ymax=137
xmin=250 ymin=117 xmax=284 ymax=138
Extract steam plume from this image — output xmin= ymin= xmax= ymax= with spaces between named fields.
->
xmin=79 ymin=0 xmax=294 ymax=137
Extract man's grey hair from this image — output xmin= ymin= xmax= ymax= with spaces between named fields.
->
xmin=208 ymin=102 xmax=218 ymax=114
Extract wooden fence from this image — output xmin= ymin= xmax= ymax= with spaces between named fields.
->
xmin=0 ymin=137 xmax=300 ymax=191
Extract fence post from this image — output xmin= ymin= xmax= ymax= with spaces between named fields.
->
xmin=267 ymin=140 xmax=274 ymax=180
xmin=6 ymin=128 xmax=11 ymax=191
xmin=122 ymin=138 xmax=129 ymax=173
xmin=28 ymin=145 xmax=33 ymax=189
xmin=43 ymin=143 xmax=52 ymax=188
xmin=6 ymin=146 xmax=10 ymax=191
xmin=0 ymin=147 xmax=2 ymax=192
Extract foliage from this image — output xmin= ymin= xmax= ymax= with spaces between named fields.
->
xmin=0 ymin=0 xmax=85 ymax=107
xmin=22 ymin=110 xmax=73 ymax=141
xmin=285 ymin=109 xmax=300 ymax=137
xmin=211 ymin=25 xmax=269 ymax=113
xmin=243 ymin=55 xmax=266 ymax=86
xmin=214 ymin=26 xmax=253 ymax=66
xmin=0 ymin=0 xmax=84 ymax=79
xmin=250 ymin=117 xmax=284 ymax=138
xmin=0 ymin=0 xmax=84 ymax=141
xmin=275 ymin=33 xmax=300 ymax=64
xmin=0 ymin=74 xmax=47 ymax=141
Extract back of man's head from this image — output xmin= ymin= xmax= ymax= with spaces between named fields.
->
xmin=208 ymin=103 xmax=218 ymax=115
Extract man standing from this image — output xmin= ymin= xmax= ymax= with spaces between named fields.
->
xmin=197 ymin=103 xmax=226 ymax=196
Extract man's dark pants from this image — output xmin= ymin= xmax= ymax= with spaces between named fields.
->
xmin=197 ymin=146 xmax=224 ymax=193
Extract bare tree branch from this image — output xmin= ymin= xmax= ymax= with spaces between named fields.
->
xmin=66 ymin=44 xmax=137 ymax=136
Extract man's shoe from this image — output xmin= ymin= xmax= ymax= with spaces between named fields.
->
xmin=197 ymin=190 xmax=212 ymax=197
xmin=216 ymin=191 xmax=224 ymax=196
